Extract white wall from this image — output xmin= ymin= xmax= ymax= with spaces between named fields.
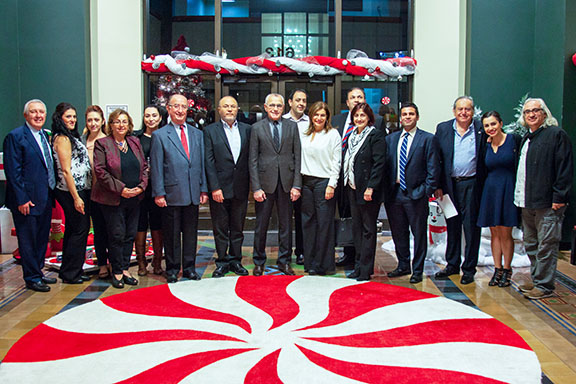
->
xmin=90 ymin=0 xmax=143 ymax=119
xmin=413 ymin=0 xmax=467 ymax=132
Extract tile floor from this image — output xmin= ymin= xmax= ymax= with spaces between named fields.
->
xmin=1 ymin=233 xmax=576 ymax=383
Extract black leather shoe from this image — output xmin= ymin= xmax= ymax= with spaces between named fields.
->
xmin=123 ymin=275 xmax=138 ymax=286
xmin=183 ymin=271 xmax=201 ymax=281
xmin=277 ymin=263 xmax=295 ymax=275
xmin=387 ymin=268 xmax=411 ymax=278
xmin=62 ymin=278 xmax=84 ymax=284
xmin=80 ymin=274 xmax=91 ymax=282
xmin=253 ymin=265 xmax=264 ymax=276
xmin=212 ymin=265 xmax=229 ymax=278
xmin=26 ymin=281 xmax=51 ymax=292
xmin=410 ymin=274 xmax=423 ymax=284
xmin=295 ymin=254 xmax=304 ymax=265
xmin=111 ymin=276 xmax=124 ymax=289
xmin=347 ymin=270 xmax=360 ymax=279
xmin=434 ymin=267 xmax=460 ymax=279
xmin=308 ymin=269 xmax=318 ymax=275
xmin=230 ymin=263 xmax=249 ymax=276
xmin=166 ymin=274 xmax=178 ymax=283
xmin=356 ymin=275 xmax=371 ymax=282
xmin=460 ymin=274 xmax=475 ymax=285
xmin=41 ymin=276 xmax=57 ymax=284
xmin=336 ymin=254 xmax=355 ymax=267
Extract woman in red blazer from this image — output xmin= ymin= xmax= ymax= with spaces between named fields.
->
xmin=92 ymin=109 xmax=149 ymax=288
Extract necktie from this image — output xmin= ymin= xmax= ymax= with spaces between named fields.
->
xmin=342 ymin=124 xmax=354 ymax=150
xmin=40 ymin=131 xmax=56 ymax=189
xmin=180 ymin=124 xmax=190 ymax=159
xmin=273 ymin=121 xmax=280 ymax=151
xmin=399 ymin=132 xmax=408 ymax=191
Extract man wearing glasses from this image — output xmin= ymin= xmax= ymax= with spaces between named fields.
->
xmin=249 ymin=93 xmax=302 ymax=276
xmin=150 ymin=94 xmax=208 ymax=283
xmin=514 ymin=98 xmax=573 ymax=300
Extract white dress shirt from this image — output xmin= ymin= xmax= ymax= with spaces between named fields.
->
xmin=514 ymin=139 xmax=530 ymax=208
xmin=221 ymin=119 xmax=241 ymax=163
xmin=283 ymin=112 xmax=309 ymax=133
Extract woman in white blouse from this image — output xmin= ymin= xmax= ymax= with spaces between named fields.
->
xmin=300 ymin=101 xmax=342 ymax=275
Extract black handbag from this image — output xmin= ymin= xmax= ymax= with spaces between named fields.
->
xmin=335 ymin=217 xmax=354 ymax=247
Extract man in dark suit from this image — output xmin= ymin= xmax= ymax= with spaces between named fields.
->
xmin=332 ymin=87 xmax=384 ymax=267
xmin=204 ymin=96 xmax=250 ymax=278
xmin=434 ymin=96 xmax=484 ymax=285
xmin=384 ymin=102 xmax=439 ymax=284
xmin=4 ymin=99 xmax=57 ymax=292
xmin=249 ymin=93 xmax=302 ymax=276
xmin=150 ymin=94 xmax=208 ymax=283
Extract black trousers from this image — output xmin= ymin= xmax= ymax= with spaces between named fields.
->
xmin=100 ymin=197 xmax=140 ymax=275
xmin=292 ymin=197 xmax=303 ymax=256
xmin=12 ymin=201 xmax=52 ymax=284
xmin=209 ymin=196 xmax=248 ymax=267
xmin=301 ymin=176 xmax=336 ymax=273
xmin=253 ymin=186 xmax=292 ymax=266
xmin=347 ymin=186 xmax=380 ymax=279
xmin=385 ymin=186 xmax=429 ymax=276
xmin=138 ymin=194 xmax=163 ymax=231
xmin=446 ymin=177 xmax=481 ymax=275
xmin=335 ymin=181 xmax=355 ymax=258
xmin=163 ymin=203 xmax=199 ymax=276
xmin=55 ymin=189 xmax=91 ymax=281
xmin=90 ymin=200 xmax=110 ymax=267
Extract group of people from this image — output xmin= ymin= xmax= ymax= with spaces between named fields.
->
xmin=3 ymin=89 xmax=572 ymax=300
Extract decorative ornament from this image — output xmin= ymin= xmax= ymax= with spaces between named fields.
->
xmin=381 ymin=97 xmax=391 ymax=105
xmin=188 ymin=99 xmax=195 ymax=108
xmin=573 ymin=53 xmax=576 ymax=67
xmin=268 ymin=71 xmax=273 ymax=76
xmin=342 ymin=60 xmax=348 ymax=66
xmin=215 ymin=73 xmax=221 ymax=79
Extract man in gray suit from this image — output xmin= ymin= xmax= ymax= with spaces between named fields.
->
xmin=150 ymin=94 xmax=208 ymax=283
xmin=249 ymin=93 xmax=302 ymax=276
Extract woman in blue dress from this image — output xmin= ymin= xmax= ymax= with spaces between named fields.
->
xmin=477 ymin=111 xmax=521 ymax=287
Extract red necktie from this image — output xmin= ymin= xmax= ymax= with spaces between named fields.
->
xmin=180 ymin=124 xmax=190 ymax=158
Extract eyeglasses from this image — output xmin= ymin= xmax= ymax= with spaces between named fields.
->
xmin=266 ymin=103 xmax=284 ymax=109
xmin=112 ymin=120 xmax=129 ymax=125
xmin=523 ymin=108 xmax=543 ymax=115
xmin=169 ymin=104 xmax=188 ymax=111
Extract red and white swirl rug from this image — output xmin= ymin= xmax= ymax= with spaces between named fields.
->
xmin=0 ymin=276 xmax=540 ymax=383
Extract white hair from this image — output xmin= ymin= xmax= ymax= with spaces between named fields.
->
xmin=452 ymin=95 xmax=474 ymax=109
xmin=23 ymin=99 xmax=47 ymax=115
xmin=517 ymin=98 xmax=558 ymax=127
xmin=264 ymin=93 xmax=284 ymax=105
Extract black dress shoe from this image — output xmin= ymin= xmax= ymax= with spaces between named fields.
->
xmin=41 ymin=276 xmax=57 ymax=284
xmin=123 ymin=275 xmax=138 ymax=286
xmin=347 ymin=270 xmax=360 ymax=279
xmin=387 ymin=268 xmax=411 ymax=278
xmin=356 ymin=275 xmax=371 ymax=282
xmin=295 ymin=254 xmax=304 ymax=265
xmin=183 ymin=271 xmax=201 ymax=280
xmin=434 ymin=267 xmax=460 ymax=279
xmin=308 ymin=269 xmax=318 ymax=275
xmin=166 ymin=274 xmax=178 ymax=283
xmin=410 ymin=274 xmax=423 ymax=284
xmin=62 ymin=278 xmax=84 ymax=284
xmin=253 ymin=265 xmax=264 ymax=276
xmin=26 ymin=281 xmax=51 ymax=292
xmin=80 ymin=274 xmax=91 ymax=282
xmin=336 ymin=254 xmax=355 ymax=267
xmin=212 ymin=265 xmax=229 ymax=278
xmin=111 ymin=276 xmax=124 ymax=289
xmin=277 ymin=263 xmax=295 ymax=275
xmin=230 ymin=263 xmax=249 ymax=276
xmin=460 ymin=274 xmax=475 ymax=285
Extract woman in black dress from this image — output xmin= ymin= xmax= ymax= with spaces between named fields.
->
xmin=477 ymin=111 xmax=521 ymax=287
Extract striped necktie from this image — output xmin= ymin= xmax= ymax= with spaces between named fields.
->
xmin=342 ymin=124 xmax=354 ymax=150
xmin=40 ymin=131 xmax=56 ymax=189
xmin=399 ymin=132 xmax=409 ymax=191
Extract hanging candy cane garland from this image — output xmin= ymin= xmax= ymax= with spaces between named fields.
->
xmin=142 ymin=52 xmax=416 ymax=79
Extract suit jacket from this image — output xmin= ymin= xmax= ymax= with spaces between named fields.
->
xmin=435 ymin=118 xmax=486 ymax=200
xmin=3 ymin=124 xmax=54 ymax=215
xmin=91 ymin=135 xmax=149 ymax=206
xmin=348 ymin=128 xmax=387 ymax=205
xmin=332 ymin=112 xmax=386 ymax=138
xmin=384 ymin=128 xmax=439 ymax=202
xmin=150 ymin=123 xmax=207 ymax=206
xmin=204 ymin=120 xmax=251 ymax=200
xmin=249 ymin=117 xmax=301 ymax=194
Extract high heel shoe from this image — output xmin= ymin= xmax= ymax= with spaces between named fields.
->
xmin=111 ymin=275 xmax=124 ymax=289
xmin=123 ymin=274 xmax=138 ymax=286
xmin=489 ymin=268 xmax=503 ymax=286
xmin=498 ymin=268 xmax=512 ymax=287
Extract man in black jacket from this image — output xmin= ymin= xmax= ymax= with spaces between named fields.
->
xmin=514 ymin=98 xmax=573 ymax=300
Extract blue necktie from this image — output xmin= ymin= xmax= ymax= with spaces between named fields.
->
xmin=399 ymin=132 xmax=408 ymax=191
xmin=40 ymin=132 xmax=56 ymax=189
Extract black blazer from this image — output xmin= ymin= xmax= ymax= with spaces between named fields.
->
xmin=435 ymin=118 xmax=486 ymax=201
xmin=384 ymin=128 xmax=439 ymax=202
xmin=347 ymin=128 xmax=387 ymax=205
xmin=203 ymin=120 xmax=251 ymax=200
